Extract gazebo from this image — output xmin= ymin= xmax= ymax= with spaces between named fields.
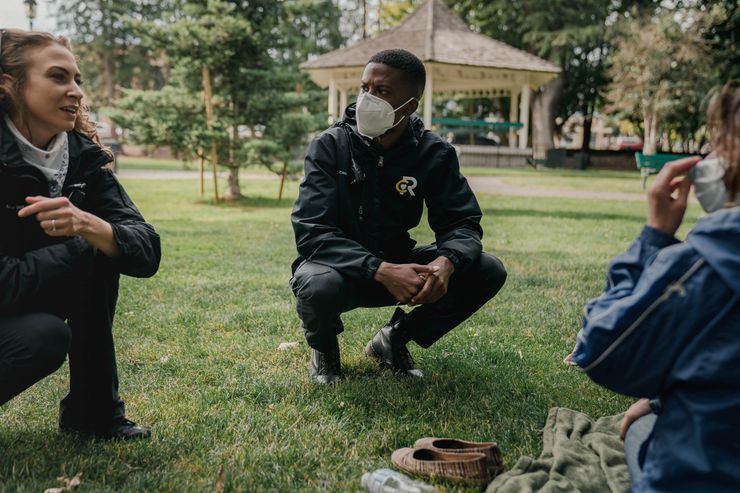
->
xmin=300 ymin=0 xmax=561 ymax=150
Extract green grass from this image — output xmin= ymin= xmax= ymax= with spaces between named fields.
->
xmin=0 ymin=176 xmax=703 ymax=492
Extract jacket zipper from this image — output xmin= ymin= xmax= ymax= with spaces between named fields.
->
xmin=378 ymin=156 xmax=384 ymax=167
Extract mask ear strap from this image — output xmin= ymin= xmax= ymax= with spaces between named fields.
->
xmin=394 ymin=97 xmax=417 ymax=113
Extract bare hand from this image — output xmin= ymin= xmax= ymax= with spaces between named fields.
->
xmin=620 ymin=398 xmax=652 ymax=441
xmin=410 ymin=256 xmax=455 ymax=305
xmin=18 ymin=195 xmax=119 ymax=257
xmin=374 ymin=262 xmax=439 ymax=304
xmin=18 ymin=196 xmax=89 ymax=237
xmin=647 ymin=157 xmax=701 ymax=236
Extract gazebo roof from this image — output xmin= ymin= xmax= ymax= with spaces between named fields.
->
xmin=300 ymin=0 xmax=561 ymax=75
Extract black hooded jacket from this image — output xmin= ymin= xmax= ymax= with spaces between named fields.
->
xmin=291 ymin=104 xmax=483 ymax=281
xmin=0 ymin=118 xmax=161 ymax=312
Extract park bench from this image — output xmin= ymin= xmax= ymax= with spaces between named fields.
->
xmin=635 ymin=152 xmax=695 ymax=189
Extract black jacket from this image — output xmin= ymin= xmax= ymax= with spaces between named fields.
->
xmin=291 ymin=104 xmax=483 ymax=281
xmin=0 ymin=118 xmax=161 ymax=311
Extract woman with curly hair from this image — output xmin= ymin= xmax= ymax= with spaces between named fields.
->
xmin=0 ymin=29 xmax=160 ymax=440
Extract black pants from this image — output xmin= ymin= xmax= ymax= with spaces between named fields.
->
xmin=0 ymin=254 xmax=125 ymax=429
xmin=290 ymin=246 xmax=507 ymax=351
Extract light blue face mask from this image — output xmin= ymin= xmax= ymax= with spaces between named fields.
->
xmin=689 ymin=157 xmax=730 ymax=213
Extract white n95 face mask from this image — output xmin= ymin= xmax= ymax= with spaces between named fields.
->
xmin=355 ymin=91 xmax=415 ymax=139
xmin=689 ymin=157 xmax=730 ymax=213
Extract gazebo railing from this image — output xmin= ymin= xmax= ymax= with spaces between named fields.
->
xmin=431 ymin=117 xmax=523 ymax=129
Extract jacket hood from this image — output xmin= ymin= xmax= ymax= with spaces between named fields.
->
xmin=686 ymin=207 xmax=740 ymax=295
xmin=340 ymin=102 xmax=426 ymax=143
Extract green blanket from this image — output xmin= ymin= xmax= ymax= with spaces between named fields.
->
xmin=486 ymin=408 xmax=631 ymax=493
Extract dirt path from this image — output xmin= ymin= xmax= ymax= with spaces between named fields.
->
xmin=466 ymin=176 xmax=646 ymax=202
xmin=118 ymin=169 xmax=647 ymax=202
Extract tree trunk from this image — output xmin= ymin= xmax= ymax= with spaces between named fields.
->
xmin=531 ymin=75 xmax=563 ymax=160
xmin=581 ymin=114 xmax=592 ymax=152
xmin=202 ymin=64 xmax=219 ymax=201
xmin=361 ymin=0 xmax=367 ymax=39
xmin=222 ymin=102 xmax=242 ymax=201
xmin=278 ymin=161 xmax=288 ymax=201
xmin=225 ymin=166 xmax=241 ymax=200
xmin=199 ymin=152 xmax=205 ymax=196
xmin=642 ymin=103 xmax=659 ymax=155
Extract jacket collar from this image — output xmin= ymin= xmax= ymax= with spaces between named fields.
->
xmin=1 ymin=116 xmax=111 ymax=176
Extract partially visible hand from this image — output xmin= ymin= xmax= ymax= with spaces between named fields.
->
xmin=410 ymin=256 xmax=455 ymax=305
xmin=18 ymin=196 xmax=89 ymax=237
xmin=18 ymin=195 xmax=119 ymax=257
xmin=620 ymin=398 xmax=652 ymax=441
xmin=374 ymin=262 xmax=439 ymax=304
xmin=647 ymin=157 xmax=701 ymax=236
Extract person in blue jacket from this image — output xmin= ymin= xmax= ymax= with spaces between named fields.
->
xmin=568 ymin=82 xmax=739 ymax=492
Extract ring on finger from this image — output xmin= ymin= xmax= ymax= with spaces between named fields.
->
xmin=51 ymin=219 xmax=57 ymax=231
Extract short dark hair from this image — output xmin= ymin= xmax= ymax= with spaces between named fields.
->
xmin=368 ymin=49 xmax=426 ymax=99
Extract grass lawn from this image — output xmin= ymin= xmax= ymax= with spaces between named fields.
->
xmin=0 ymin=176 xmax=702 ymax=492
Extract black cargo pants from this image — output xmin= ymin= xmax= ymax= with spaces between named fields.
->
xmin=290 ymin=246 xmax=507 ymax=351
xmin=0 ymin=253 xmax=125 ymax=429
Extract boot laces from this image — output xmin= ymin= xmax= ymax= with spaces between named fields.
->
xmin=393 ymin=343 xmax=415 ymax=371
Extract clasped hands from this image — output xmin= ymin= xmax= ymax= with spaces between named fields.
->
xmin=373 ymin=256 xmax=454 ymax=305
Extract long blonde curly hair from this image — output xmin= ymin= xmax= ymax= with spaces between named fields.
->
xmin=706 ymin=82 xmax=739 ymax=200
xmin=0 ymin=28 xmax=104 ymax=147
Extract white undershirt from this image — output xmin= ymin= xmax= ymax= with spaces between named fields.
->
xmin=4 ymin=116 xmax=69 ymax=197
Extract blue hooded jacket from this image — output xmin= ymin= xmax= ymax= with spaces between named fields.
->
xmin=570 ymin=207 xmax=740 ymax=492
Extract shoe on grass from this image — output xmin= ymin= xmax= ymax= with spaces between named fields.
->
xmin=365 ymin=308 xmax=423 ymax=378
xmin=414 ymin=437 xmax=504 ymax=474
xmin=310 ymin=343 xmax=341 ymax=384
xmin=58 ymin=416 xmax=151 ymax=441
xmin=391 ymin=447 xmax=492 ymax=485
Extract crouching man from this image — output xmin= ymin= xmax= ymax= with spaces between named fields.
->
xmin=290 ymin=49 xmax=506 ymax=383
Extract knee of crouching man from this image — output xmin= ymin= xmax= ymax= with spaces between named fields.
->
xmin=292 ymin=263 xmax=346 ymax=307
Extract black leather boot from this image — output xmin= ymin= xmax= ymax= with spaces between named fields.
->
xmin=365 ymin=308 xmax=423 ymax=378
xmin=310 ymin=338 xmax=342 ymax=384
xmin=58 ymin=416 xmax=151 ymax=440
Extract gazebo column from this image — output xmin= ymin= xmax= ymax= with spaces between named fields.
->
xmin=423 ymin=71 xmax=433 ymax=129
xmin=518 ymin=85 xmax=531 ymax=149
xmin=339 ymin=89 xmax=347 ymax=115
xmin=509 ymin=89 xmax=519 ymax=148
xmin=328 ymin=78 xmax=337 ymax=124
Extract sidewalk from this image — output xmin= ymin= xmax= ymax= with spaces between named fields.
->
xmin=117 ymin=169 xmax=647 ymax=202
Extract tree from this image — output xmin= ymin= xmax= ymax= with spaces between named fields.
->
xmin=122 ymin=0 xmax=343 ymax=199
xmin=451 ymin=0 xmax=613 ymax=159
xmin=105 ymin=86 xmax=210 ymax=160
xmin=605 ymin=11 xmax=709 ymax=155
xmin=51 ymin=0 xmax=176 ymax=109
